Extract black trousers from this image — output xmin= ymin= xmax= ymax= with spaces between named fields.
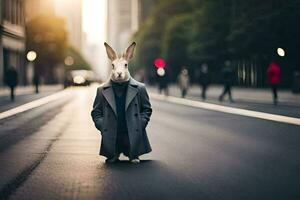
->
xmin=219 ymin=84 xmax=233 ymax=101
xmin=10 ymin=86 xmax=15 ymax=101
xmin=201 ymin=84 xmax=208 ymax=100
xmin=115 ymin=131 xmax=130 ymax=157
xmin=158 ymin=85 xmax=169 ymax=96
xmin=271 ymin=85 xmax=278 ymax=104
xmin=181 ymin=89 xmax=187 ymax=98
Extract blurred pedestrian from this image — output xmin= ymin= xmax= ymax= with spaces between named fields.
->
xmin=219 ymin=61 xmax=235 ymax=102
xmin=33 ymin=74 xmax=40 ymax=93
xmin=157 ymin=69 xmax=169 ymax=96
xmin=134 ymin=68 xmax=145 ymax=83
xmin=199 ymin=63 xmax=210 ymax=100
xmin=4 ymin=66 xmax=18 ymax=101
xmin=267 ymin=62 xmax=281 ymax=105
xmin=178 ymin=67 xmax=190 ymax=98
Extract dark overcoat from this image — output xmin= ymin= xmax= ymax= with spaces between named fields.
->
xmin=91 ymin=78 xmax=152 ymax=159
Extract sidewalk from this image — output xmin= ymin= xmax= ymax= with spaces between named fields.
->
xmin=0 ymin=84 xmax=64 ymax=113
xmin=0 ymin=85 xmax=63 ymax=97
xmin=148 ymin=84 xmax=300 ymax=106
xmin=148 ymin=84 xmax=300 ymax=118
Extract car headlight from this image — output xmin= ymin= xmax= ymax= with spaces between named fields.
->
xmin=73 ymin=75 xmax=86 ymax=84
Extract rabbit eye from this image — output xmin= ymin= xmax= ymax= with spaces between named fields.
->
xmin=125 ymin=63 xmax=128 ymax=67
xmin=112 ymin=64 xmax=115 ymax=69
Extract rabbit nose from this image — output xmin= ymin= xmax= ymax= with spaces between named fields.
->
xmin=117 ymin=72 xmax=122 ymax=76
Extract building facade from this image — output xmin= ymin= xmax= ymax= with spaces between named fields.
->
xmin=25 ymin=0 xmax=54 ymax=22
xmin=107 ymin=0 xmax=139 ymax=53
xmin=54 ymin=0 xmax=83 ymax=52
xmin=0 ymin=0 xmax=26 ymax=86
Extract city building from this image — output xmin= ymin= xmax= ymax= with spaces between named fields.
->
xmin=107 ymin=0 xmax=139 ymax=53
xmin=0 ymin=0 xmax=26 ymax=86
xmin=54 ymin=0 xmax=83 ymax=52
xmin=26 ymin=0 xmax=83 ymax=52
xmin=25 ymin=0 xmax=55 ymax=21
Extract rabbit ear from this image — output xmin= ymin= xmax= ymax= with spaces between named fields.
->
xmin=123 ymin=42 xmax=136 ymax=61
xmin=104 ymin=42 xmax=117 ymax=61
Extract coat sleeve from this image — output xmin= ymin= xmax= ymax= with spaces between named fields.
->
xmin=139 ymin=85 xmax=152 ymax=129
xmin=91 ymin=87 xmax=104 ymax=132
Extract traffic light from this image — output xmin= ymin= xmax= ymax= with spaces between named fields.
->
xmin=154 ymin=58 xmax=166 ymax=76
xmin=154 ymin=58 xmax=166 ymax=69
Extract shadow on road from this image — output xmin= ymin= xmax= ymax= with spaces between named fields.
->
xmin=94 ymin=160 xmax=210 ymax=200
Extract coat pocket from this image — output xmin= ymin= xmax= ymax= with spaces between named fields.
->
xmin=140 ymin=117 xmax=148 ymax=130
xmin=95 ymin=117 xmax=104 ymax=132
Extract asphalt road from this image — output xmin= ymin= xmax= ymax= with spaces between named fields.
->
xmin=0 ymin=86 xmax=300 ymax=200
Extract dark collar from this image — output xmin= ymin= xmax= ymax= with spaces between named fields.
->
xmin=103 ymin=78 xmax=138 ymax=89
xmin=111 ymin=80 xmax=129 ymax=87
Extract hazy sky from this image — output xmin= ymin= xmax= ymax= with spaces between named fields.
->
xmin=83 ymin=0 xmax=107 ymax=44
xmin=82 ymin=0 xmax=109 ymax=80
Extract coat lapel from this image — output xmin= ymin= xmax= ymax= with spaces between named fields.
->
xmin=126 ymin=78 xmax=138 ymax=110
xmin=102 ymin=81 xmax=117 ymax=116
xmin=102 ymin=78 xmax=138 ymax=114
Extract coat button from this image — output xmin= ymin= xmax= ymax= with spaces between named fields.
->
xmin=134 ymin=113 xmax=138 ymax=117
xmin=135 ymin=103 xmax=137 ymax=106
xmin=136 ymin=129 xmax=139 ymax=131
xmin=104 ymin=128 xmax=108 ymax=131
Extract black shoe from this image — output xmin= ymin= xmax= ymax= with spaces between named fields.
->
xmin=105 ymin=154 xmax=120 ymax=163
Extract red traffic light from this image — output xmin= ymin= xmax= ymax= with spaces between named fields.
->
xmin=154 ymin=58 xmax=166 ymax=68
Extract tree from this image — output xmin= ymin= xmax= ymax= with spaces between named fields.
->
xmin=26 ymin=15 xmax=68 ymax=83
xmin=134 ymin=0 xmax=300 ymax=86
xmin=161 ymin=13 xmax=196 ymax=80
xmin=64 ymin=46 xmax=92 ymax=71
xmin=132 ymin=0 xmax=194 ymax=82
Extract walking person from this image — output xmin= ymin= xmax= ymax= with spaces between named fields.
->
xmin=219 ymin=61 xmax=235 ymax=103
xmin=157 ymin=69 xmax=169 ymax=96
xmin=33 ymin=74 xmax=40 ymax=93
xmin=199 ymin=63 xmax=210 ymax=100
xmin=267 ymin=62 xmax=281 ymax=105
xmin=4 ymin=66 xmax=18 ymax=101
xmin=178 ymin=67 xmax=190 ymax=98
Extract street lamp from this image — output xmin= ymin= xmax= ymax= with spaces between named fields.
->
xmin=157 ymin=68 xmax=165 ymax=77
xmin=63 ymin=56 xmax=74 ymax=88
xmin=64 ymin=56 xmax=74 ymax=66
xmin=154 ymin=58 xmax=166 ymax=69
xmin=27 ymin=51 xmax=37 ymax=62
xmin=26 ymin=50 xmax=39 ymax=93
xmin=154 ymin=58 xmax=166 ymax=76
xmin=277 ymin=48 xmax=285 ymax=57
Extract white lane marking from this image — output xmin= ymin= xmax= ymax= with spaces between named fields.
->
xmin=149 ymin=93 xmax=300 ymax=126
xmin=0 ymin=89 xmax=70 ymax=120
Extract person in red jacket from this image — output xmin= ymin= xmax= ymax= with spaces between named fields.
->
xmin=267 ymin=62 xmax=281 ymax=105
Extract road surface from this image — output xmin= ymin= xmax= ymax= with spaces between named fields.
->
xmin=0 ymin=86 xmax=299 ymax=200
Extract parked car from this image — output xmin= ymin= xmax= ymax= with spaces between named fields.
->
xmin=65 ymin=70 xmax=95 ymax=86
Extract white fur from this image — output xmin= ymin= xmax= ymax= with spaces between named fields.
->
xmin=104 ymin=42 xmax=136 ymax=83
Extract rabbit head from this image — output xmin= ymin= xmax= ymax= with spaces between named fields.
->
xmin=104 ymin=42 xmax=136 ymax=82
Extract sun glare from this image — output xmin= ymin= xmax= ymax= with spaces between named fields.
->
xmin=83 ymin=0 xmax=107 ymax=44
